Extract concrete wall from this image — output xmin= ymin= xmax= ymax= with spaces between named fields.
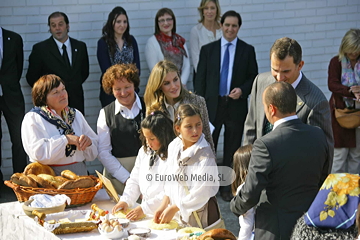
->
xmin=1 ymin=0 xmax=359 ymax=179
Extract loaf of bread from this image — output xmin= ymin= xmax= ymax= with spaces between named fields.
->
xmin=10 ymin=173 xmax=38 ymax=188
xmin=36 ymin=174 xmax=56 ymax=189
xmin=61 ymin=170 xmax=79 ymax=180
xmin=58 ymin=176 xmax=96 ymax=189
xmin=198 ymin=228 xmax=237 ymax=240
xmin=54 ymin=176 xmax=68 ymax=183
xmin=23 ymin=162 xmax=55 ymax=176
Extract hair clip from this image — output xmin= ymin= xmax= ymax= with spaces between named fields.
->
xmin=177 ymin=114 xmax=181 ymax=121
xmin=151 ymin=112 xmax=154 ymax=115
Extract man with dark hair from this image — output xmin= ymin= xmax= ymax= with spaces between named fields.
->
xmin=26 ymin=11 xmax=89 ymax=114
xmin=243 ymin=37 xmax=334 ymax=171
xmin=231 ymin=81 xmax=329 ymax=240
xmin=0 ymin=28 xmax=27 ymax=192
xmin=195 ymin=10 xmax=258 ymax=201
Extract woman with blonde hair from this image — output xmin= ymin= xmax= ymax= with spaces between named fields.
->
xmin=190 ymin=0 xmax=222 ymax=86
xmin=328 ymin=28 xmax=360 ymax=174
xmin=144 ymin=60 xmax=214 ymax=152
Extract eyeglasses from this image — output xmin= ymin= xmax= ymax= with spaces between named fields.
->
xmin=158 ymin=18 xmax=173 ymax=24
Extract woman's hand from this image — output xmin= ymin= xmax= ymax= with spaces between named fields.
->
xmin=153 ymin=196 xmax=170 ymax=223
xmin=66 ymin=134 xmax=92 ymax=151
xmin=126 ymin=206 xmax=144 ymax=221
xmin=112 ymin=201 xmax=128 ymax=215
xmin=158 ymin=204 xmax=179 ymax=224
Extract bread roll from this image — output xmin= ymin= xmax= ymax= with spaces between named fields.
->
xmin=27 ymin=174 xmax=43 ymax=187
xmin=10 ymin=173 xmax=38 ymax=188
xmin=23 ymin=162 xmax=55 ymax=176
xmin=198 ymin=228 xmax=237 ymax=240
xmin=36 ymin=174 xmax=56 ymax=189
xmin=54 ymin=176 xmax=68 ymax=183
xmin=61 ymin=170 xmax=79 ymax=180
xmin=58 ymin=176 xmax=96 ymax=189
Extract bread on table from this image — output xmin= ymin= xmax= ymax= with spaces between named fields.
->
xmin=10 ymin=173 xmax=38 ymax=188
xmin=198 ymin=228 xmax=237 ymax=240
xmin=23 ymin=162 xmax=55 ymax=176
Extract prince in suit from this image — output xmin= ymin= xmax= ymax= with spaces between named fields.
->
xmin=26 ymin=12 xmax=89 ymax=114
xmin=0 ymin=28 xmax=27 ymax=186
xmin=231 ymin=82 xmax=329 ymax=240
xmin=195 ymin=10 xmax=258 ymax=201
xmin=243 ymin=37 xmax=334 ymax=171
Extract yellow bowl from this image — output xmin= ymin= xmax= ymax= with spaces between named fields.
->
xmin=22 ymin=199 xmax=66 ymax=217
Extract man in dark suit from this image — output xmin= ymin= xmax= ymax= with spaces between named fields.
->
xmin=243 ymin=37 xmax=334 ymax=171
xmin=26 ymin=11 xmax=89 ymax=114
xmin=0 ymin=28 xmax=27 ymax=188
xmin=195 ymin=10 xmax=258 ymax=201
xmin=230 ymin=82 xmax=329 ymax=240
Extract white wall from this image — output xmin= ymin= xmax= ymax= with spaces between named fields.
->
xmin=1 ymin=0 xmax=359 ymax=179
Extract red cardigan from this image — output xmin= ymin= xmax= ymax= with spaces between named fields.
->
xmin=328 ymin=56 xmax=356 ymax=148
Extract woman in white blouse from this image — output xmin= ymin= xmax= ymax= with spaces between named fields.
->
xmin=190 ymin=0 xmax=222 ymax=86
xmin=21 ymin=74 xmax=98 ymax=176
xmin=145 ymin=8 xmax=190 ymax=86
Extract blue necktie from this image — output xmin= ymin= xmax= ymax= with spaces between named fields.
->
xmin=219 ymin=42 xmax=231 ymax=96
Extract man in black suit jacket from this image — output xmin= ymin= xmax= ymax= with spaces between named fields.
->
xmin=195 ymin=10 xmax=258 ymax=201
xmin=230 ymin=82 xmax=329 ymax=240
xmin=26 ymin=11 xmax=89 ymax=114
xmin=0 ymin=28 xmax=27 ymax=186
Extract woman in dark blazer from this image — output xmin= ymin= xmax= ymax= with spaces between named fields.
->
xmin=97 ymin=6 xmax=140 ymax=107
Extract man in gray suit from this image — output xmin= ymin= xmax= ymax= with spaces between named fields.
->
xmin=231 ymin=81 xmax=329 ymax=240
xmin=243 ymin=37 xmax=334 ymax=171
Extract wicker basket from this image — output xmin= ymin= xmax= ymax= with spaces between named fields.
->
xmin=4 ymin=175 xmax=102 ymax=207
xmin=33 ymin=210 xmax=98 ymax=235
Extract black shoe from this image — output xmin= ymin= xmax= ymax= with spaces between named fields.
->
xmin=220 ymin=191 xmax=233 ymax=202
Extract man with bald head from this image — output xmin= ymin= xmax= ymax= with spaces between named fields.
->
xmin=231 ymin=81 xmax=329 ymax=240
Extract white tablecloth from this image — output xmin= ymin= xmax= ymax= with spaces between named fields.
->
xmin=0 ymin=189 xmax=177 ymax=240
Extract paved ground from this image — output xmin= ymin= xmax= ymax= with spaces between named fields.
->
xmin=0 ymin=182 xmax=240 ymax=237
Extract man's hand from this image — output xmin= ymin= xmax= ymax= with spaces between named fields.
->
xmin=228 ymin=87 xmax=242 ymax=100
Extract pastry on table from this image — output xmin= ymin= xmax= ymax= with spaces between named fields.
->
xmin=114 ymin=208 xmax=146 ymax=220
xmin=148 ymin=219 xmax=178 ymax=230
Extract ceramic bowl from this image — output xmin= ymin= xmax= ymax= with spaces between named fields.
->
xmin=98 ymin=222 xmax=125 ymax=239
xmin=22 ymin=199 xmax=66 ymax=218
xmin=128 ymin=227 xmax=151 ymax=238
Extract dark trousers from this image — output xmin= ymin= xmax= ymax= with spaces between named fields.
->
xmin=0 ymin=96 xmax=27 ymax=182
xmin=212 ymin=96 xmax=244 ymax=192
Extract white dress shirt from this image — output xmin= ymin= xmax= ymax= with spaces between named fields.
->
xmin=97 ymin=94 xmax=143 ymax=183
xmin=53 ymin=37 xmax=72 ymax=66
xmin=273 ymin=115 xmax=299 ymax=131
xmin=120 ymin=146 xmax=167 ymax=215
xmin=21 ymin=109 xmax=98 ymax=165
xmin=165 ymin=134 xmax=218 ymax=223
xmin=189 ymin=23 xmax=222 ymax=72
xmin=220 ymin=37 xmax=238 ymax=95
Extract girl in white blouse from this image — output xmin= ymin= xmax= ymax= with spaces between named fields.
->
xmin=112 ymin=111 xmax=176 ymax=220
xmin=190 ymin=0 xmax=222 ymax=75
xmin=153 ymin=104 xmax=220 ymax=229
